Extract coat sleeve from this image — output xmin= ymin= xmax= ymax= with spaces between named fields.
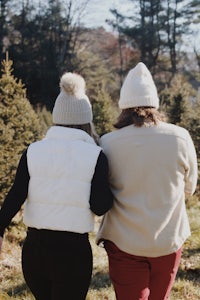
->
xmin=184 ymin=131 xmax=198 ymax=196
xmin=0 ymin=150 xmax=30 ymax=237
xmin=89 ymin=151 xmax=113 ymax=216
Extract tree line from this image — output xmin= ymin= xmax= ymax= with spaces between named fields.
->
xmin=0 ymin=0 xmax=199 ymax=106
xmin=0 ymin=0 xmax=200 ymax=202
xmin=110 ymin=0 xmax=200 ymax=76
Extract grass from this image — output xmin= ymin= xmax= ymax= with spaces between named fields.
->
xmin=0 ymin=195 xmax=200 ymax=300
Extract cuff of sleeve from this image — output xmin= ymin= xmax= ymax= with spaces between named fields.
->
xmin=184 ymin=188 xmax=194 ymax=196
xmin=0 ymin=227 xmax=5 ymax=237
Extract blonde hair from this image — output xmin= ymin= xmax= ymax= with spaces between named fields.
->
xmin=114 ymin=107 xmax=166 ymax=129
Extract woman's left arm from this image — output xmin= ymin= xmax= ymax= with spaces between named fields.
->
xmin=184 ymin=132 xmax=198 ymax=196
xmin=89 ymin=151 xmax=113 ymax=216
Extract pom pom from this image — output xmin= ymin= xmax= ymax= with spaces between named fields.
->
xmin=60 ymin=72 xmax=86 ymax=96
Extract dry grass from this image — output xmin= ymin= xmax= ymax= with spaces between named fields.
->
xmin=0 ymin=196 xmax=200 ymax=300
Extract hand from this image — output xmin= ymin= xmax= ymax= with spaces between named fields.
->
xmin=0 ymin=236 xmax=3 ymax=253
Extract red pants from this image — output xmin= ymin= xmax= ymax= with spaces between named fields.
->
xmin=105 ymin=241 xmax=182 ymax=300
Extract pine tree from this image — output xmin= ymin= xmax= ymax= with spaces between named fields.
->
xmin=35 ymin=105 xmax=53 ymax=134
xmin=160 ymin=75 xmax=199 ymax=194
xmin=0 ymin=55 xmax=42 ymax=204
xmin=92 ymin=85 xmax=117 ymax=137
xmin=161 ymin=74 xmax=194 ymax=126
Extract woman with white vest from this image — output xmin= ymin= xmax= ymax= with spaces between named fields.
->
xmin=0 ymin=72 xmax=113 ymax=300
xmin=96 ymin=62 xmax=198 ymax=300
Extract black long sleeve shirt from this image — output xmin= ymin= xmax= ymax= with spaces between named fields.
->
xmin=0 ymin=150 xmax=113 ymax=237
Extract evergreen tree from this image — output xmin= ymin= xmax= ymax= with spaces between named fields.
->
xmin=160 ymin=75 xmax=199 ymax=193
xmin=109 ymin=0 xmax=200 ymax=78
xmin=92 ymin=85 xmax=117 ymax=137
xmin=160 ymin=74 xmax=194 ymax=125
xmin=35 ymin=105 xmax=52 ymax=134
xmin=0 ymin=55 xmax=42 ymax=204
xmin=109 ymin=0 xmax=164 ymax=72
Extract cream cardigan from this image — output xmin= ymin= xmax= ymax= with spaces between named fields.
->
xmin=96 ymin=122 xmax=198 ymax=257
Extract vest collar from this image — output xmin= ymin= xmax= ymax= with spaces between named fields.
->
xmin=45 ymin=126 xmax=96 ymax=145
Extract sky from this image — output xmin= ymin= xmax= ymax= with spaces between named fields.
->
xmin=83 ymin=0 xmax=134 ymax=31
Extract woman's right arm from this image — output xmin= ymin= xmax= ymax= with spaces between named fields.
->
xmin=0 ymin=149 xmax=30 ymax=239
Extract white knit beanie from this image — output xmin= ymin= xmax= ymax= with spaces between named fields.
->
xmin=52 ymin=72 xmax=92 ymax=125
xmin=119 ymin=62 xmax=159 ymax=109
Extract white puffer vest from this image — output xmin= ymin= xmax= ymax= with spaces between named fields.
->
xmin=23 ymin=126 xmax=101 ymax=233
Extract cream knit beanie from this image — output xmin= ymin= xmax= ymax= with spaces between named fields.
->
xmin=52 ymin=72 xmax=92 ymax=125
xmin=119 ymin=62 xmax=159 ymax=109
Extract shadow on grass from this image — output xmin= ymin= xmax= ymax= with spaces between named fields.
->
xmin=4 ymin=273 xmax=111 ymax=295
xmin=90 ymin=271 xmax=112 ymax=290
xmin=91 ymin=264 xmax=200 ymax=291
xmin=5 ymin=282 xmax=30 ymax=297
xmin=176 ymin=267 xmax=200 ymax=284
xmin=183 ymin=247 xmax=200 ymax=257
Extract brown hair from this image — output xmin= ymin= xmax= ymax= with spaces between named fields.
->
xmin=114 ymin=107 xmax=166 ymax=129
xmin=55 ymin=123 xmax=99 ymax=144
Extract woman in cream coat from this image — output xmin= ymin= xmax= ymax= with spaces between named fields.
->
xmin=96 ymin=62 xmax=198 ymax=300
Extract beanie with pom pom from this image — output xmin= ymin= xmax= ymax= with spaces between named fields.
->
xmin=119 ymin=62 xmax=159 ymax=109
xmin=52 ymin=72 xmax=92 ymax=125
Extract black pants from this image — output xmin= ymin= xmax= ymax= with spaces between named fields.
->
xmin=22 ymin=228 xmax=92 ymax=300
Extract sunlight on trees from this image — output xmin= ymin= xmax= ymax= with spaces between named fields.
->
xmin=0 ymin=54 xmax=42 ymax=204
